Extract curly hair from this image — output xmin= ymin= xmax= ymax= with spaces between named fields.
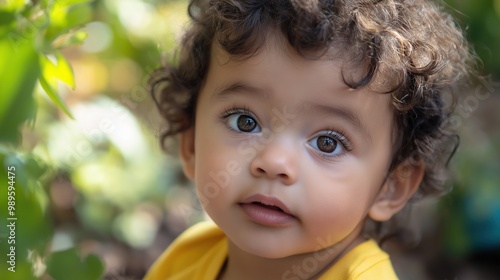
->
xmin=150 ymin=0 xmax=475 ymax=244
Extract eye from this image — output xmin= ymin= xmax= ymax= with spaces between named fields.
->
xmin=222 ymin=108 xmax=261 ymax=133
xmin=316 ymin=136 xmax=338 ymax=153
xmin=230 ymin=115 xmax=259 ymax=132
xmin=307 ymin=131 xmax=350 ymax=157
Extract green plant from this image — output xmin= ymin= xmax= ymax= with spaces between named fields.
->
xmin=0 ymin=0 xmax=104 ymax=279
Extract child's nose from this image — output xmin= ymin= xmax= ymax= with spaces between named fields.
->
xmin=249 ymin=139 xmax=298 ymax=185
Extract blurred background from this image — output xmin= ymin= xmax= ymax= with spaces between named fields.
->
xmin=0 ymin=0 xmax=498 ymax=279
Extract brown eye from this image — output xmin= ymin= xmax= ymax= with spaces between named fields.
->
xmin=316 ymin=136 xmax=337 ymax=153
xmin=237 ymin=115 xmax=257 ymax=132
xmin=308 ymin=131 xmax=350 ymax=157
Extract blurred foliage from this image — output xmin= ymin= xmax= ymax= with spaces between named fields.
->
xmin=0 ymin=0 xmax=105 ymax=279
xmin=445 ymin=0 xmax=500 ymax=79
xmin=0 ymin=0 xmax=499 ymax=279
xmin=441 ymin=0 xmax=500 ymax=260
xmin=1 ymin=0 xmax=196 ymax=278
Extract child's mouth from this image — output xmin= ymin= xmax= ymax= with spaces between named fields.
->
xmin=239 ymin=194 xmax=296 ymax=226
xmin=251 ymin=201 xmax=285 ymax=212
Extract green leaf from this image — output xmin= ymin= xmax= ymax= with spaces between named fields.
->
xmin=65 ymin=3 xmax=93 ymax=28
xmin=0 ymin=10 xmax=16 ymax=27
xmin=25 ymin=156 xmax=48 ymax=180
xmin=46 ymin=248 xmax=105 ymax=280
xmin=39 ymin=74 xmax=74 ymax=119
xmin=4 ymin=153 xmax=29 ymax=189
xmin=55 ymin=53 xmax=75 ymax=89
xmin=52 ymin=29 xmax=88 ymax=49
xmin=40 ymin=52 xmax=75 ymax=88
xmin=0 ymin=151 xmax=52 ymax=280
xmin=39 ymin=54 xmax=75 ymax=118
xmin=57 ymin=0 xmax=95 ymax=7
xmin=0 ymin=35 xmax=39 ymax=144
xmin=1 ymin=0 xmax=25 ymax=12
xmin=44 ymin=1 xmax=92 ymax=44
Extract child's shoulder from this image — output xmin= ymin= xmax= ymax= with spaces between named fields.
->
xmin=319 ymin=239 xmax=399 ymax=280
xmin=144 ymin=221 xmax=227 ymax=280
xmin=169 ymin=220 xmax=225 ymax=248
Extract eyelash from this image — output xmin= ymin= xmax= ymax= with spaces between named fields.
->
xmin=219 ymin=106 xmax=261 ymax=134
xmin=311 ymin=129 xmax=353 ymax=159
xmin=218 ymin=106 xmax=353 ymax=157
xmin=327 ymin=129 xmax=351 ymax=150
xmin=220 ymin=106 xmax=253 ymax=120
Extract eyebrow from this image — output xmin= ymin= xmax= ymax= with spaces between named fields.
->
xmin=212 ymin=81 xmax=371 ymax=142
xmin=306 ymin=103 xmax=372 ymax=143
xmin=212 ymin=82 xmax=272 ymax=101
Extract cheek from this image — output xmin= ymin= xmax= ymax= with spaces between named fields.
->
xmin=195 ymin=149 xmax=231 ymax=204
xmin=193 ymin=130 xmax=245 ymax=214
xmin=303 ymin=189 xmax=370 ymax=238
xmin=299 ymin=164 xmax=379 ymax=238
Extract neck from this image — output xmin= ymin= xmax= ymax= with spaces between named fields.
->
xmin=218 ymin=234 xmax=365 ymax=280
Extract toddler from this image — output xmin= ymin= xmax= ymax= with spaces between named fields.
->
xmin=145 ymin=0 xmax=474 ymax=279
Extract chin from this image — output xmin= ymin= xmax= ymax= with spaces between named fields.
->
xmin=245 ymin=247 xmax=290 ymax=259
xmin=235 ymin=239 xmax=298 ymax=259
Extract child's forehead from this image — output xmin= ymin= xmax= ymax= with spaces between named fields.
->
xmin=204 ymin=36 xmax=395 ymax=122
xmin=198 ymin=40 xmax=397 ymax=155
xmin=208 ymin=34 xmax=390 ymax=95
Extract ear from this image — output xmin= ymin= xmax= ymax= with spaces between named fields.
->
xmin=179 ymin=127 xmax=196 ymax=180
xmin=368 ymin=160 xmax=425 ymax=222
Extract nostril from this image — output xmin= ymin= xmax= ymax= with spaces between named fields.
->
xmin=278 ymin=173 xmax=289 ymax=180
xmin=250 ymin=159 xmax=295 ymax=184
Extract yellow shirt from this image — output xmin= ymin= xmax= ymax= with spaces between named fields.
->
xmin=145 ymin=221 xmax=399 ymax=280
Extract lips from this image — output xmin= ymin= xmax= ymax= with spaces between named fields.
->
xmin=239 ymin=194 xmax=296 ymax=226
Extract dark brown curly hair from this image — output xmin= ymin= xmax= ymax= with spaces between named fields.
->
xmin=150 ymin=0 xmax=476 ymax=244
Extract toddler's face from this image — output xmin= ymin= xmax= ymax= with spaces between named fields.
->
xmin=181 ymin=37 xmax=400 ymax=258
